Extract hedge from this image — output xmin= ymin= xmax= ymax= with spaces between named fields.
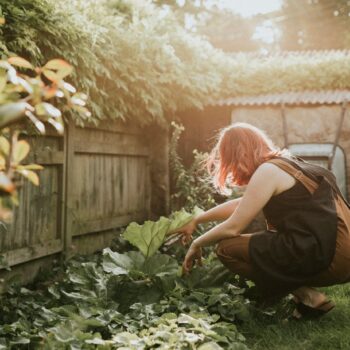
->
xmin=0 ymin=0 xmax=226 ymax=126
xmin=1 ymin=0 xmax=350 ymax=126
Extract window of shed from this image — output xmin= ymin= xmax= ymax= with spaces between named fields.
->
xmin=288 ymin=143 xmax=347 ymax=198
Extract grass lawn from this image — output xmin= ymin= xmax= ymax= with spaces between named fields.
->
xmin=239 ymin=284 xmax=350 ymax=350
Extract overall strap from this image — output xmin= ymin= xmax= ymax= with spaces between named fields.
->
xmin=267 ymin=158 xmax=319 ymax=195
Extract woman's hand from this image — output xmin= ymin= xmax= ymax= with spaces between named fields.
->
xmin=174 ymin=218 xmax=198 ymax=245
xmin=182 ymin=242 xmax=202 ymax=275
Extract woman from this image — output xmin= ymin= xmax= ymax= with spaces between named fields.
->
xmin=176 ymin=122 xmax=350 ymax=318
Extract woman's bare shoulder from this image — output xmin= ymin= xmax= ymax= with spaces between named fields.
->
xmin=254 ymin=162 xmax=296 ymax=195
xmin=256 ymin=162 xmax=283 ymax=176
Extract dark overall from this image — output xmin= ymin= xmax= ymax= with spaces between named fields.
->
xmin=216 ymin=156 xmax=350 ymax=297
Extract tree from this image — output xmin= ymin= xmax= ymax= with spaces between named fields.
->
xmin=153 ymin=0 xmax=260 ymax=52
xmin=278 ymin=0 xmax=350 ymax=50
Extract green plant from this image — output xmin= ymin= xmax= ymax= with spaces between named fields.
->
xmin=0 ymin=55 xmax=88 ymax=222
xmin=122 ymin=207 xmax=202 ymax=258
xmin=170 ymin=122 xmax=220 ymax=211
xmin=2 ymin=0 xmax=349 ymax=131
xmin=0 ymin=210 xmax=252 ymax=349
xmin=0 ymin=0 xmax=224 ymax=127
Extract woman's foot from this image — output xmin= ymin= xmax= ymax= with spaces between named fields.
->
xmin=295 ymin=300 xmax=335 ymax=319
xmin=292 ymin=287 xmax=327 ymax=308
xmin=291 ymin=287 xmax=335 ymax=319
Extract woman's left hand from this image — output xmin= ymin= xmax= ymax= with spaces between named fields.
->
xmin=182 ymin=243 xmax=202 ymax=275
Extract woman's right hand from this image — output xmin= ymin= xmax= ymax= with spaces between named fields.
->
xmin=175 ymin=218 xmax=198 ymax=246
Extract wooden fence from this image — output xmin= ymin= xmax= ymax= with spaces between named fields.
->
xmin=0 ymin=120 xmax=165 ymax=285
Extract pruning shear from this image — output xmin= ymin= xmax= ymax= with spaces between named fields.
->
xmin=163 ymin=232 xmax=183 ymax=247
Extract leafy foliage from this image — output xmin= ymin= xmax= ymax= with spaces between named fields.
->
xmin=0 ymin=56 xmax=88 ymax=222
xmin=0 ymin=211 xmax=254 ymax=349
xmin=109 ymin=313 xmax=248 ymax=350
xmin=0 ymin=0 xmax=224 ymax=126
xmin=2 ymin=1 xmax=350 ymax=129
xmin=123 ymin=207 xmax=202 ymax=258
xmin=0 ymin=249 xmax=251 ymax=349
xmin=170 ymin=122 xmax=220 ymax=212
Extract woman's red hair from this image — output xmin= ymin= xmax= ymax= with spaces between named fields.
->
xmin=208 ymin=122 xmax=286 ymax=193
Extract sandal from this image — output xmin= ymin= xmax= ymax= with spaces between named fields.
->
xmin=293 ymin=300 xmax=335 ymax=319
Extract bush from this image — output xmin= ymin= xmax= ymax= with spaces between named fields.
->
xmin=169 ymin=122 xmax=219 ymax=211
xmin=2 ymin=1 xmax=348 ymax=129
xmin=0 ymin=0 xmax=227 ymax=126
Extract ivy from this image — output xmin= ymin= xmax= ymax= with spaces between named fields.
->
xmin=0 ymin=228 xmax=253 ymax=349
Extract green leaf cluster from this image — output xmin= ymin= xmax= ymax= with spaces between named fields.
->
xmin=169 ymin=122 xmax=221 ymax=212
xmin=0 ymin=0 xmax=223 ymax=126
xmin=122 ymin=207 xmax=202 ymax=258
xmin=0 ymin=245 xmax=252 ymax=349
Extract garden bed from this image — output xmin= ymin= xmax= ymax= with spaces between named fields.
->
xmin=0 ymin=211 xmax=253 ymax=349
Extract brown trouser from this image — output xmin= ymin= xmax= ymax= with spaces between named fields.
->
xmin=216 ymin=196 xmax=350 ymax=288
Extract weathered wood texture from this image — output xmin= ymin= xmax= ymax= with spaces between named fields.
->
xmin=65 ymin=121 xmax=151 ymax=257
xmin=0 ymin=134 xmax=64 ymax=267
xmin=0 ymin=120 xmax=158 ymax=278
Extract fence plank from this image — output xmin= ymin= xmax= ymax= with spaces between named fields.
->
xmin=63 ymin=120 xmax=75 ymax=258
xmin=74 ymin=136 xmax=149 ymax=156
xmin=73 ymin=212 xmax=147 ymax=236
xmin=1 ymin=239 xmax=62 ymax=268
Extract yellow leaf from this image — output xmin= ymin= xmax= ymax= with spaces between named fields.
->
xmin=8 ymin=56 xmax=33 ymax=70
xmin=17 ymin=169 xmax=40 ymax=186
xmin=0 ymin=136 xmax=10 ymax=155
xmin=12 ymin=140 xmax=30 ymax=163
xmin=55 ymin=67 xmax=73 ymax=80
xmin=42 ymin=69 xmax=60 ymax=83
xmin=0 ymin=17 xmax=5 ymax=25
xmin=44 ymin=59 xmax=72 ymax=71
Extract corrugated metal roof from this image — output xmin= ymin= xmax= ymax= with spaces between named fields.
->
xmin=215 ymin=90 xmax=350 ymax=107
xmin=229 ymin=49 xmax=350 ymax=59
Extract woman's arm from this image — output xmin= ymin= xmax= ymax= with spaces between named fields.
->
xmin=170 ymin=197 xmax=242 ymax=244
xmin=192 ymin=163 xmax=279 ymax=248
xmin=182 ymin=163 xmax=280 ymax=273
xmin=194 ymin=197 xmax=242 ymax=225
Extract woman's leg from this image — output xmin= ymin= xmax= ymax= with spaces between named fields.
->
xmin=215 ymin=234 xmax=256 ymax=280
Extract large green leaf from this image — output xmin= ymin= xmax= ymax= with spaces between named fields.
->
xmin=168 ymin=206 xmax=203 ymax=233
xmin=123 ymin=207 xmax=203 ymax=258
xmin=123 ymin=217 xmax=170 ymax=258
xmin=102 ymin=249 xmax=178 ymax=279
xmin=102 ymin=248 xmax=144 ymax=277
xmin=142 ymin=253 xmax=178 ymax=277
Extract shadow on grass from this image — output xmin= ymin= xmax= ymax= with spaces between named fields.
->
xmin=239 ymin=284 xmax=350 ymax=350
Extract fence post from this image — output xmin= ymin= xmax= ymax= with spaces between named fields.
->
xmin=63 ymin=120 xmax=75 ymax=259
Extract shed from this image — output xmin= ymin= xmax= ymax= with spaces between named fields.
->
xmin=178 ymin=89 xmax=350 ymax=200
xmin=217 ymin=89 xmax=350 ymax=198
